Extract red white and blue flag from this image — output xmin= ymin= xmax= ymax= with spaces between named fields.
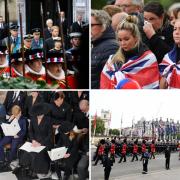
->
xmin=159 ymin=45 xmax=180 ymax=89
xmin=100 ymin=50 xmax=160 ymax=89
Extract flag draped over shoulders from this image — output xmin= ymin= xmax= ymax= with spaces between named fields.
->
xmin=159 ymin=45 xmax=180 ymax=89
xmin=100 ymin=50 xmax=160 ymax=89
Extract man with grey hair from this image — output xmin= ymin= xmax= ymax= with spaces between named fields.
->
xmin=44 ymin=19 xmax=53 ymax=40
xmin=91 ymin=9 xmax=119 ymax=89
xmin=115 ymin=0 xmax=144 ymax=14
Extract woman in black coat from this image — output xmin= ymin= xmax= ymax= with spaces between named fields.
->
xmin=143 ymin=2 xmax=174 ymax=63
xmin=19 ymin=103 xmax=53 ymax=178
xmin=55 ymin=121 xmax=79 ymax=180
xmin=23 ymin=91 xmax=44 ymax=120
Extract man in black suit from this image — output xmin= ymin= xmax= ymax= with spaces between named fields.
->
xmin=45 ymin=26 xmax=60 ymax=52
xmin=3 ymin=91 xmax=27 ymax=116
xmin=44 ymin=19 xmax=53 ymax=40
xmin=71 ymin=14 xmax=85 ymax=33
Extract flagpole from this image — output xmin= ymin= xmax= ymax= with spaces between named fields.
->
xmin=92 ymin=111 xmax=97 ymax=144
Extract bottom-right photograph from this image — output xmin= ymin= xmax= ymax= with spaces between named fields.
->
xmin=90 ymin=90 xmax=180 ymax=180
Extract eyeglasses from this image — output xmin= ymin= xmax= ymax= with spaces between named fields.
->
xmin=91 ymin=23 xmax=102 ymax=27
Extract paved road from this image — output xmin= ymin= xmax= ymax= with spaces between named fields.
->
xmin=91 ymin=149 xmax=180 ymax=180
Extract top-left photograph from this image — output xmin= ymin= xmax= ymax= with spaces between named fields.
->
xmin=0 ymin=0 xmax=89 ymax=89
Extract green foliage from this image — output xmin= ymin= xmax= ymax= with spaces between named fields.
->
xmin=0 ymin=77 xmax=59 ymax=89
xmin=91 ymin=117 xmax=105 ymax=135
xmin=109 ymin=129 xmax=120 ymax=136
xmin=92 ymin=0 xmax=107 ymax=9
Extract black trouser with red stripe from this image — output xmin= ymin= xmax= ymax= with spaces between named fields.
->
xmin=131 ymin=153 xmax=138 ymax=161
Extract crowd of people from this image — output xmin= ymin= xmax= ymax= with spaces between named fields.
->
xmin=0 ymin=11 xmax=89 ymax=89
xmin=93 ymin=137 xmax=180 ymax=179
xmin=91 ymin=0 xmax=180 ymax=89
xmin=0 ymin=91 xmax=89 ymax=180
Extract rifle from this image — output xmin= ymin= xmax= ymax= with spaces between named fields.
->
xmin=57 ymin=1 xmax=68 ymax=88
xmin=19 ymin=4 xmax=25 ymax=77
xmin=40 ymin=3 xmax=48 ymax=82
xmin=5 ymin=0 xmax=11 ymax=77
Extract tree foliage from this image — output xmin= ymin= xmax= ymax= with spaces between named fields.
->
xmin=91 ymin=117 xmax=105 ymax=135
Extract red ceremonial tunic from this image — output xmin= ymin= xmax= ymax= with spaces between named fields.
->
xmin=142 ymin=143 xmax=146 ymax=153
xmin=121 ymin=143 xmax=127 ymax=154
xmin=110 ymin=144 xmax=115 ymax=154
xmin=98 ymin=145 xmax=105 ymax=155
xmin=0 ymin=67 xmax=10 ymax=78
xmin=133 ymin=144 xmax=138 ymax=154
xmin=150 ymin=144 xmax=156 ymax=153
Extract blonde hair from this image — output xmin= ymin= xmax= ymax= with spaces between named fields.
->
xmin=111 ymin=15 xmax=141 ymax=64
xmin=11 ymin=105 xmax=21 ymax=116
xmin=51 ymin=26 xmax=59 ymax=32
xmin=102 ymin=5 xmax=122 ymax=17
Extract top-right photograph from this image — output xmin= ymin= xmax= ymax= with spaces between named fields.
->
xmin=91 ymin=0 xmax=180 ymax=89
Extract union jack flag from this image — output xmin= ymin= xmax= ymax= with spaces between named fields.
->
xmin=100 ymin=50 xmax=160 ymax=89
xmin=159 ymin=45 xmax=180 ymax=89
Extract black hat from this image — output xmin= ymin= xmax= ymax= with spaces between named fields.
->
xmin=24 ymin=34 xmax=34 ymax=40
xmin=0 ymin=46 xmax=8 ymax=55
xmin=47 ymin=51 xmax=64 ymax=63
xmin=32 ymin=28 xmax=41 ymax=34
xmin=26 ymin=49 xmax=44 ymax=61
xmin=30 ymin=103 xmax=50 ymax=116
xmin=10 ymin=24 xmax=19 ymax=30
xmin=100 ymin=139 xmax=105 ymax=144
xmin=111 ymin=139 xmax=115 ymax=144
xmin=69 ymin=32 xmax=82 ymax=39
xmin=11 ymin=52 xmax=23 ymax=62
xmin=58 ymin=121 xmax=74 ymax=134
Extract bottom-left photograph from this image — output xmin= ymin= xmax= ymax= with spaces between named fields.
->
xmin=0 ymin=91 xmax=89 ymax=180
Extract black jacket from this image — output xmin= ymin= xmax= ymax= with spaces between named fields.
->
xmin=29 ymin=115 xmax=53 ymax=149
xmin=143 ymin=22 xmax=174 ymax=63
xmin=3 ymin=91 xmax=27 ymax=115
xmin=71 ymin=21 xmax=85 ymax=33
xmin=23 ymin=94 xmax=44 ymax=119
xmin=45 ymin=37 xmax=55 ymax=52
xmin=49 ymin=101 xmax=72 ymax=125
xmin=44 ymin=28 xmax=52 ymax=40
xmin=91 ymin=26 xmax=119 ymax=89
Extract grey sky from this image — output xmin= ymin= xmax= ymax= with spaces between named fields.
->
xmin=90 ymin=90 xmax=180 ymax=129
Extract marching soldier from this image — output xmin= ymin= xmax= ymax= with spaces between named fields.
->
xmin=103 ymin=152 xmax=114 ymax=180
xmin=140 ymin=140 xmax=146 ymax=161
xmin=142 ymin=149 xmax=150 ymax=174
xmin=0 ymin=46 xmax=10 ymax=78
xmin=131 ymin=140 xmax=139 ymax=162
xmin=150 ymin=140 xmax=156 ymax=159
xmin=31 ymin=28 xmax=43 ymax=49
xmin=110 ymin=139 xmax=116 ymax=163
xmin=94 ymin=139 xmax=105 ymax=166
xmin=118 ymin=139 xmax=127 ymax=163
xmin=25 ymin=49 xmax=45 ymax=81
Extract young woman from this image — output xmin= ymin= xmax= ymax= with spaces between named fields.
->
xmin=0 ymin=105 xmax=26 ymax=165
xmin=100 ymin=15 xmax=159 ymax=89
xmin=159 ymin=19 xmax=180 ymax=89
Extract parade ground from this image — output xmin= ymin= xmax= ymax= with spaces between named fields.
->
xmin=91 ymin=148 xmax=180 ymax=180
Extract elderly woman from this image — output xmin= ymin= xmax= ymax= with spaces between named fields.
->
xmin=100 ymin=15 xmax=160 ymax=89
xmin=143 ymin=2 xmax=174 ymax=63
xmin=0 ymin=105 xmax=26 ymax=167
xmin=91 ymin=9 xmax=119 ymax=89
xmin=159 ymin=19 xmax=180 ymax=89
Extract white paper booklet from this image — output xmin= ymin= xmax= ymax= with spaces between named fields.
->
xmin=19 ymin=142 xmax=46 ymax=153
xmin=48 ymin=147 xmax=67 ymax=161
xmin=1 ymin=120 xmax=21 ymax=136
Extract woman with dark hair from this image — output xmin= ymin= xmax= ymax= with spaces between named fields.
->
xmin=143 ymin=2 xmax=174 ymax=63
xmin=19 ymin=103 xmax=53 ymax=179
